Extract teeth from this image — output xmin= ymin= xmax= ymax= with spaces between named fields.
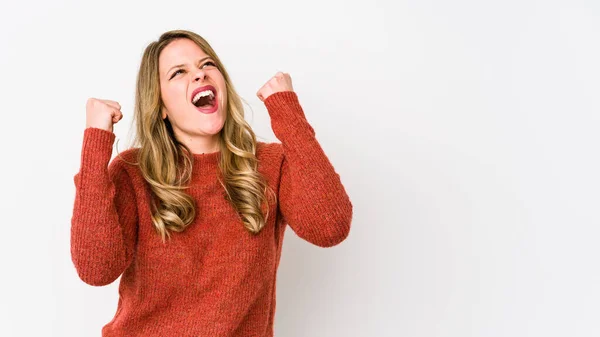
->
xmin=192 ymin=90 xmax=215 ymax=104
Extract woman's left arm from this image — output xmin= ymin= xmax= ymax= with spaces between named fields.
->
xmin=258 ymin=73 xmax=353 ymax=247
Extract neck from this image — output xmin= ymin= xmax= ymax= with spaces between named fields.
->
xmin=175 ymin=132 xmax=221 ymax=155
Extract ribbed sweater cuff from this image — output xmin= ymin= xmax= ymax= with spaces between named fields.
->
xmin=80 ymin=127 xmax=115 ymax=177
xmin=264 ymin=91 xmax=316 ymax=141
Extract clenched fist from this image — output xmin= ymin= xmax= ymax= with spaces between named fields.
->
xmin=256 ymin=72 xmax=294 ymax=102
xmin=86 ymin=98 xmax=123 ymax=133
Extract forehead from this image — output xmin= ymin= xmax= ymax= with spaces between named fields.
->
xmin=159 ymin=38 xmax=208 ymax=71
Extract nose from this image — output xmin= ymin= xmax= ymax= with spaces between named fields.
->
xmin=193 ymin=68 xmax=207 ymax=82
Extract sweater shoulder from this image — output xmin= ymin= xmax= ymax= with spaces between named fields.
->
xmin=108 ymin=147 xmax=141 ymax=181
xmin=256 ymin=141 xmax=285 ymax=182
xmin=257 ymin=140 xmax=284 ymax=163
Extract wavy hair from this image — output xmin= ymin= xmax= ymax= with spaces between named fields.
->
xmin=119 ymin=29 xmax=276 ymax=243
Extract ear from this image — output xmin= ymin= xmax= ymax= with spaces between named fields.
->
xmin=161 ymin=107 xmax=167 ymax=120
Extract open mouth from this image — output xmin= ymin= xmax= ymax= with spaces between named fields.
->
xmin=192 ymin=89 xmax=217 ymax=109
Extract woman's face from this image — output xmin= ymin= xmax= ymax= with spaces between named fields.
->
xmin=158 ymin=38 xmax=227 ymax=151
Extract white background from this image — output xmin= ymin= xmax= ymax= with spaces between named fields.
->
xmin=0 ymin=0 xmax=599 ymax=336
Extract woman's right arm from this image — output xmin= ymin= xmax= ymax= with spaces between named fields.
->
xmin=71 ymin=98 xmax=137 ymax=286
xmin=71 ymin=127 xmax=138 ymax=286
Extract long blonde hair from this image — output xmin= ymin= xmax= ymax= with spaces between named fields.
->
xmin=120 ymin=29 xmax=275 ymax=243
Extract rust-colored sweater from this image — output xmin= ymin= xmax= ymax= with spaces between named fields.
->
xmin=70 ymin=91 xmax=353 ymax=336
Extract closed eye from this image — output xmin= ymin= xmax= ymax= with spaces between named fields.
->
xmin=171 ymin=69 xmax=185 ymax=79
xmin=170 ymin=61 xmax=217 ymax=80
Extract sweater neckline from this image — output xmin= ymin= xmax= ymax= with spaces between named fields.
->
xmin=191 ymin=150 xmax=221 ymax=167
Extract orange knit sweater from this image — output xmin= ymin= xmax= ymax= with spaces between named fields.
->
xmin=70 ymin=91 xmax=353 ymax=336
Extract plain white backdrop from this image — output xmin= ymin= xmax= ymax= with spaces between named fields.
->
xmin=0 ymin=0 xmax=599 ymax=336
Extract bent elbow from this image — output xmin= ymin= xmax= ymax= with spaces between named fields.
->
xmin=71 ymin=253 xmax=123 ymax=287
xmin=304 ymin=207 xmax=353 ymax=248
xmin=74 ymin=266 xmax=120 ymax=287
xmin=314 ymin=223 xmax=351 ymax=247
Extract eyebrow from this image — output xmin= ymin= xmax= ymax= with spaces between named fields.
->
xmin=166 ymin=56 xmax=213 ymax=76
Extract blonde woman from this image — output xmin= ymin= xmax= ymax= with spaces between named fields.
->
xmin=71 ymin=29 xmax=353 ymax=336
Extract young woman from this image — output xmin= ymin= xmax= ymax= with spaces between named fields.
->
xmin=71 ymin=29 xmax=353 ymax=336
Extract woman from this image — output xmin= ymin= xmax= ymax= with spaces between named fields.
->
xmin=71 ymin=29 xmax=353 ymax=336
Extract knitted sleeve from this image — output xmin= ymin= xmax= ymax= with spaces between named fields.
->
xmin=264 ymin=91 xmax=353 ymax=247
xmin=70 ymin=127 xmax=138 ymax=286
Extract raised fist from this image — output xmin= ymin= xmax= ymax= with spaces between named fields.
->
xmin=86 ymin=98 xmax=123 ymax=133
